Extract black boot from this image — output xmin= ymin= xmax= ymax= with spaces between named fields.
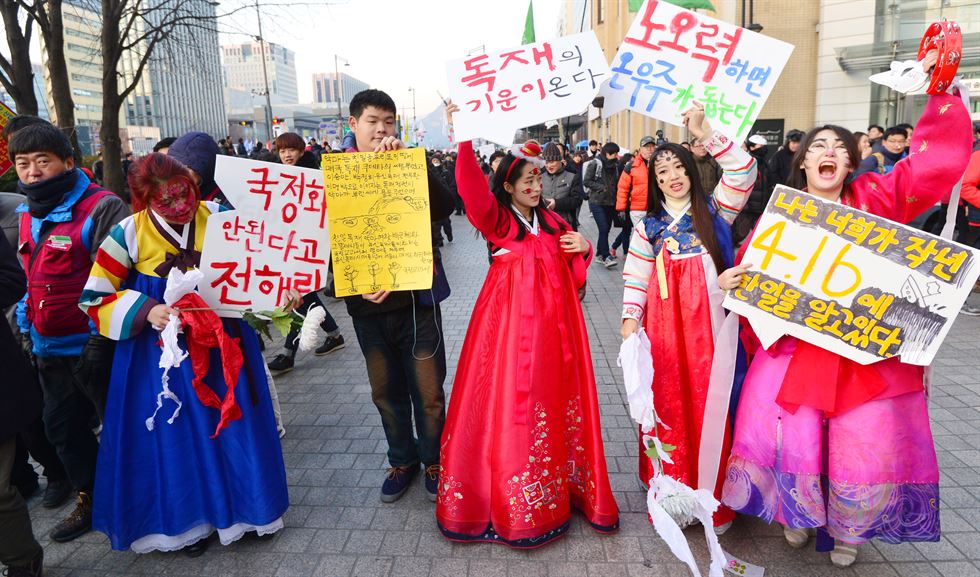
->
xmin=6 ymin=549 xmax=43 ymax=577
xmin=182 ymin=535 xmax=212 ymax=558
xmin=42 ymin=478 xmax=72 ymax=509
xmin=50 ymin=491 xmax=92 ymax=543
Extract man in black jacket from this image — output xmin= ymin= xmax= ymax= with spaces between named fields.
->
xmin=541 ymin=142 xmax=583 ymax=230
xmin=0 ymin=233 xmax=44 ymax=577
xmin=765 ymin=129 xmax=803 ymax=193
xmin=430 ymin=154 xmax=455 ymax=245
xmin=584 ymin=142 xmax=621 ymax=268
xmin=341 ymin=90 xmax=455 ymax=505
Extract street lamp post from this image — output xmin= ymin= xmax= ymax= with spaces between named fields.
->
xmin=408 ymin=87 xmax=417 ymax=146
xmin=335 ymin=55 xmax=349 ymax=146
xmin=254 ymin=0 xmax=274 ymax=143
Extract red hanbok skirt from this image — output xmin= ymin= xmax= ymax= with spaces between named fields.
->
xmin=436 ymin=248 xmax=619 ymax=548
xmin=637 ymin=251 xmax=735 ymax=527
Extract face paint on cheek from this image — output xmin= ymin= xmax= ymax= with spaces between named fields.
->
xmin=152 ymin=200 xmax=194 ymax=222
xmin=522 ymin=188 xmax=532 ymax=194
xmin=151 ymin=181 xmax=197 ymax=223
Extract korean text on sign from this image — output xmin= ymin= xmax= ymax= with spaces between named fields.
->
xmin=322 ymin=148 xmax=433 ymax=297
xmin=723 ymin=185 xmax=980 ymax=366
xmin=446 ymin=31 xmax=611 ymax=145
xmin=199 ymin=157 xmax=331 ymax=314
xmin=597 ymin=0 xmax=793 ymax=141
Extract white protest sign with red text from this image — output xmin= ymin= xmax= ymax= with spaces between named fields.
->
xmin=598 ymin=0 xmax=793 ymax=142
xmin=446 ymin=32 xmax=611 ymax=145
xmin=199 ymin=156 xmax=330 ymax=315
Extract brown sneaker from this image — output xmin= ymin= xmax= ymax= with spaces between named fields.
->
xmin=50 ymin=491 xmax=92 ymax=543
xmin=6 ymin=548 xmax=42 ymax=577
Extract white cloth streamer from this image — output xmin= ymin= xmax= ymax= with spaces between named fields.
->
xmin=619 ymin=253 xmax=739 ymax=577
xmin=647 ymin=475 xmax=727 ymax=577
xmin=146 ymin=268 xmax=204 ymax=431
xmin=927 ymin=79 xmax=972 ymax=401
xmin=697 ymin=312 xmax=740 ymax=492
xmin=617 ymin=332 xmax=658 ymax=433
xmin=869 ymin=60 xmax=929 ymax=94
xmin=297 ymin=304 xmax=326 ymax=352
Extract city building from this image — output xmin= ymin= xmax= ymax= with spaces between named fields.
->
xmin=0 ymin=63 xmax=52 ymax=120
xmin=818 ymin=0 xmax=979 ymax=129
xmin=121 ymin=0 xmax=226 ymax=140
xmin=221 ymin=41 xmax=299 ymax=105
xmin=575 ymin=0 xmax=979 ymax=151
xmin=312 ymin=72 xmax=370 ymax=107
xmin=42 ymin=0 xmax=225 ymax=154
xmin=226 ymin=101 xmax=348 ymax=149
xmin=49 ymin=1 xmax=103 ymax=129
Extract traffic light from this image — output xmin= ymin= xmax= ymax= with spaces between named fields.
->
xmin=272 ymin=116 xmax=281 ymax=125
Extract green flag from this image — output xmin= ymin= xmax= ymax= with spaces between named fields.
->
xmin=522 ymin=0 xmax=535 ymax=44
xmin=664 ymin=0 xmax=716 ymax=10
xmin=630 ymin=0 xmax=715 ymax=11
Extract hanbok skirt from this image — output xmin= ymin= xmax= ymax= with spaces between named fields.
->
xmin=93 ymin=271 xmax=289 ymax=552
xmin=637 ymin=251 xmax=738 ymax=527
xmin=722 ymin=337 xmax=941 ymax=544
xmin=436 ymin=249 xmax=619 ymax=547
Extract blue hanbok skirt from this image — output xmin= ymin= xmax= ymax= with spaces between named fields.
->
xmin=93 ymin=271 xmax=289 ymax=552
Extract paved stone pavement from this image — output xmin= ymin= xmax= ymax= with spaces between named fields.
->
xmin=24 ymin=212 xmax=980 ymax=577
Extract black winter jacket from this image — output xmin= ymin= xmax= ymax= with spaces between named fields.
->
xmin=0 ymin=233 xmax=40 ymax=443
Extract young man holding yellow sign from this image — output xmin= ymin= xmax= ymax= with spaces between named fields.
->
xmin=339 ymin=90 xmax=456 ymax=504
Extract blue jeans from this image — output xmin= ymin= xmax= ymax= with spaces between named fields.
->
xmin=589 ymin=203 xmax=614 ymax=259
xmin=612 ymin=223 xmax=631 ymax=254
xmin=351 ymin=303 xmax=447 ymax=467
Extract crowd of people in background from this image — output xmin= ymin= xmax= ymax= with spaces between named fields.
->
xmin=1 ymin=75 xmax=979 ymax=575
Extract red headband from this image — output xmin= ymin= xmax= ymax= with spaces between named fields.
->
xmin=918 ymin=20 xmax=962 ymax=94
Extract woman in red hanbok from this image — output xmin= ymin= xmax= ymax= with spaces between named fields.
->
xmin=435 ymin=105 xmax=619 ymax=548
xmin=619 ymin=106 xmax=757 ymax=534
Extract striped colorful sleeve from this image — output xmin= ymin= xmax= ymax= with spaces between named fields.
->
xmin=621 ymin=225 xmax=654 ymax=322
xmin=79 ymin=220 xmax=158 ymax=341
xmin=701 ymin=131 xmax=758 ymax=225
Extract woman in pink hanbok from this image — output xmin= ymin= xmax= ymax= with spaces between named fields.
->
xmin=718 ymin=51 xmax=973 ymax=567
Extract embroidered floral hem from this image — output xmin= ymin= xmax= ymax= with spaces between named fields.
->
xmin=437 ymin=514 xmax=618 ymax=549
xmin=723 ymin=455 xmax=940 ymax=544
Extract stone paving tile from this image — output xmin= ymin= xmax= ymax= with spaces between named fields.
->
xmin=25 ymin=213 xmax=980 ymax=576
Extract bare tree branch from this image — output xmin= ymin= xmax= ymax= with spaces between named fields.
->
xmin=2 ymin=0 xmax=40 ymax=116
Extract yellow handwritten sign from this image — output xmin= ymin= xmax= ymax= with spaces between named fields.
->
xmin=322 ymin=148 xmax=432 ymax=297
xmin=723 ymin=185 xmax=980 ymax=366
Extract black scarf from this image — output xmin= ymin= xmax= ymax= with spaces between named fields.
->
xmin=18 ymin=169 xmax=79 ymax=218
